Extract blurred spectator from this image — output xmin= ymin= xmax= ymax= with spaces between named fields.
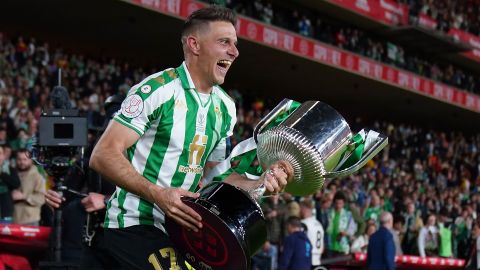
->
xmin=283 ymin=193 xmax=300 ymax=219
xmin=418 ymin=214 xmax=439 ymax=257
xmin=11 ymin=148 xmax=45 ymax=225
xmin=438 ymin=209 xmax=453 ymax=258
xmin=364 ymin=193 xmax=382 ymax=225
xmin=326 ymin=191 xmax=357 ymax=256
xmin=261 ymin=194 xmax=285 ymax=269
xmin=262 ymin=3 xmax=274 ymax=24
xmin=278 ymin=216 xmax=312 ymax=270
xmin=315 ymin=191 xmax=332 ymax=230
xmin=300 ymin=198 xmax=324 ymax=267
xmin=367 ymin=212 xmax=396 ymax=270
xmin=466 ymin=221 xmax=480 ymax=270
xmin=391 ymin=217 xmax=404 ymax=256
xmin=252 ymin=241 xmax=278 ymax=270
xmin=351 ymin=223 xmax=376 ymax=253
xmin=298 ymin=15 xmax=312 ymax=37
xmin=0 ymin=144 xmax=20 ymax=223
xmin=455 ymin=206 xmax=474 ymax=259
xmin=402 ymin=195 xmax=424 ymax=254
xmin=336 ymin=29 xmax=347 ymax=49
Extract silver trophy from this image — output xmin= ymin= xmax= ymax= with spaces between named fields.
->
xmin=253 ymin=99 xmax=388 ymax=196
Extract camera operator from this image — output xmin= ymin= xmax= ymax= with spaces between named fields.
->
xmin=43 ymin=92 xmax=124 ymax=269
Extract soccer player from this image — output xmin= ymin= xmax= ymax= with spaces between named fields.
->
xmin=89 ymin=6 xmax=293 ymax=270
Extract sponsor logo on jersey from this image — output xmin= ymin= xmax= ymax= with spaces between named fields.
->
xmin=166 ymin=69 xmax=177 ymax=79
xmin=178 ymin=165 xmax=204 ymax=175
xmin=175 ymin=99 xmax=187 ymax=110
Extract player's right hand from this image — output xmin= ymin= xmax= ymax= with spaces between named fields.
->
xmin=45 ymin=190 xmax=65 ymax=209
xmin=152 ymin=187 xmax=202 ymax=232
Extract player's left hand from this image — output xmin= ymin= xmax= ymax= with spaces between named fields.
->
xmin=261 ymin=160 xmax=294 ymax=194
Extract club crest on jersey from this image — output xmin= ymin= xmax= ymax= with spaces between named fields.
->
xmin=121 ymin=94 xmax=144 ymax=118
xmin=214 ymin=106 xmax=222 ymax=117
xmin=140 ymin=85 xmax=151 ymax=94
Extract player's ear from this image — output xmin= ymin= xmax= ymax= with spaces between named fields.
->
xmin=186 ymin=35 xmax=201 ymax=56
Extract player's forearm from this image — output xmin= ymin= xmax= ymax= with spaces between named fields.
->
xmin=89 ymin=145 xmax=157 ymax=203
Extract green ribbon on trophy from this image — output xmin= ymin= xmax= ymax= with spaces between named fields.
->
xmin=336 ymin=129 xmax=380 ymax=171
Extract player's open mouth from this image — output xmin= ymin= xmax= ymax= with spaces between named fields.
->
xmin=217 ymin=60 xmax=232 ymax=73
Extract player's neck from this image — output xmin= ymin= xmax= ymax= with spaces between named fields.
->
xmin=186 ymin=61 xmax=213 ymax=94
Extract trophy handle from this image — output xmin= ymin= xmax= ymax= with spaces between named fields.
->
xmin=324 ymin=133 xmax=388 ymax=179
xmin=253 ymin=98 xmax=294 ymax=143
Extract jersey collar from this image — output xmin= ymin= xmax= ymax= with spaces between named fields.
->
xmin=176 ymin=61 xmax=218 ymax=95
xmin=176 ymin=61 xmax=197 ymax=90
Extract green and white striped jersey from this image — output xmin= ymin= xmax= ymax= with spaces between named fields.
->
xmin=105 ymin=62 xmax=236 ymax=230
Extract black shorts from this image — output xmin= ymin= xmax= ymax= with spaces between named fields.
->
xmin=104 ymin=225 xmax=192 ymax=270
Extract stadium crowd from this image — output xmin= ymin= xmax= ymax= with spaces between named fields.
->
xmin=208 ymin=0 xmax=480 ymax=95
xmin=406 ymin=0 xmax=480 ymax=36
xmin=1 ymin=27 xmax=480 ymax=269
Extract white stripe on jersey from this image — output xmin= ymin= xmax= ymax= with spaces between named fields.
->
xmin=153 ymin=207 xmax=166 ymax=232
xmin=156 ymin=85 xmax=187 ymax=189
xmin=122 ymin=193 xmax=141 ymax=227
xmin=107 ymin=188 xmax=121 ymax=227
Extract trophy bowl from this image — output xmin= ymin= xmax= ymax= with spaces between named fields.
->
xmin=254 ymin=99 xmax=388 ymax=196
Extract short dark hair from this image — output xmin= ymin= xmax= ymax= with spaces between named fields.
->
xmin=333 ymin=191 xmax=346 ymax=202
xmin=16 ymin=148 xmax=28 ymax=156
xmin=181 ymin=6 xmax=236 ymax=40
xmin=286 ymin=216 xmax=303 ymax=229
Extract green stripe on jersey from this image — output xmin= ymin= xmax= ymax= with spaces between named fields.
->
xmin=219 ymin=100 xmax=233 ymax=138
xmin=208 ymin=94 xmax=223 ymax=153
xmin=116 ymin=189 xmax=128 ymax=228
xmin=172 ymin=90 xmax=199 ymax=188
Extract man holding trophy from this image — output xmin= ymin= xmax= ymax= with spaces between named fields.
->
xmin=90 ymin=6 xmax=293 ymax=270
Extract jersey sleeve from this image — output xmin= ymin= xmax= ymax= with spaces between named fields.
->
xmin=113 ymin=71 xmax=176 ymax=136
